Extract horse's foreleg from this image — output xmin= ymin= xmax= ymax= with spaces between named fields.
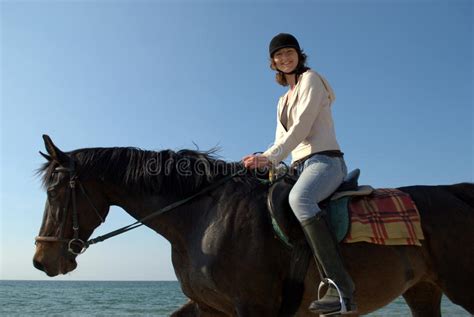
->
xmin=402 ymin=281 xmax=442 ymax=317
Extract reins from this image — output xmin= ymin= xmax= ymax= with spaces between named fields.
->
xmin=86 ymin=162 xmax=291 ymax=249
xmin=37 ymin=157 xmax=289 ymax=255
xmin=86 ymin=171 xmax=244 ymax=248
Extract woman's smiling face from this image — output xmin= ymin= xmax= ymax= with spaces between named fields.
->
xmin=273 ymin=47 xmax=299 ymax=73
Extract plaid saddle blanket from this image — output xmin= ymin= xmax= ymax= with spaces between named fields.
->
xmin=334 ymin=188 xmax=425 ymax=246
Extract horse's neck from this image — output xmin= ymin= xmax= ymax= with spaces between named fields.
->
xmin=103 ymin=174 xmax=262 ymax=249
xmin=105 ymin=183 xmax=194 ymax=245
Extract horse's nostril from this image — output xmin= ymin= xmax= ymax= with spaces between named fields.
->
xmin=33 ymin=259 xmax=44 ymax=272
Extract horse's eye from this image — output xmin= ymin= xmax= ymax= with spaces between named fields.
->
xmin=47 ymin=188 xmax=58 ymax=199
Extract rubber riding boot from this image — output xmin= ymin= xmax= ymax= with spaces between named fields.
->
xmin=300 ymin=215 xmax=357 ymax=315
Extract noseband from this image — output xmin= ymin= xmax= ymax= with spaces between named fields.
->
xmin=35 ymin=160 xmax=104 ymax=255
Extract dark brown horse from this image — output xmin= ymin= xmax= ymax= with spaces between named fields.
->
xmin=33 ymin=135 xmax=474 ymax=316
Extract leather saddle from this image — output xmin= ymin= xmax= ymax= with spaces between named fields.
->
xmin=267 ymin=168 xmax=372 ymax=247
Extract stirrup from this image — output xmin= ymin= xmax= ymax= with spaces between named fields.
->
xmin=317 ymin=278 xmax=347 ymax=316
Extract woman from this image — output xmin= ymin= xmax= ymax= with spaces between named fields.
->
xmin=242 ymin=33 xmax=356 ymax=315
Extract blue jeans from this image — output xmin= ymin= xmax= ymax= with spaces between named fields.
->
xmin=289 ymin=154 xmax=348 ymax=222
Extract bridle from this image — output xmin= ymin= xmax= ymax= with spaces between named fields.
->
xmin=35 ymin=160 xmax=105 ymax=255
xmin=35 ymin=160 xmax=258 ymax=256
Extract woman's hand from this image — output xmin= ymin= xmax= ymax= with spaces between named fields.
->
xmin=241 ymin=154 xmax=271 ymax=169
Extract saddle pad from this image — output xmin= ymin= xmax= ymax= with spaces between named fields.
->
xmin=343 ymin=188 xmax=425 ymax=246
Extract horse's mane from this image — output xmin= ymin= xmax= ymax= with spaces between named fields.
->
xmin=38 ymin=147 xmax=264 ymax=196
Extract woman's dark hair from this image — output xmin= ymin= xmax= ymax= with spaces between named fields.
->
xmin=270 ymin=50 xmax=309 ymax=86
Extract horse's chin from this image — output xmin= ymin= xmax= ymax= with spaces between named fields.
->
xmin=59 ymin=258 xmax=78 ymax=275
xmin=44 ymin=259 xmax=77 ymax=277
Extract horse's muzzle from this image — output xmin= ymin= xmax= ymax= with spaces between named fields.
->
xmin=33 ymin=242 xmax=78 ymax=276
xmin=32 ymin=259 xmax=44 ymax=272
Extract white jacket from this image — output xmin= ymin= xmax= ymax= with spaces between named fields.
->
xmin=262 ymin=69 xmax=340 ymax=165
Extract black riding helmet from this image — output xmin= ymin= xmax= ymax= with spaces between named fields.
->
xmin=269 ymin=33 xmax=301 ymax=58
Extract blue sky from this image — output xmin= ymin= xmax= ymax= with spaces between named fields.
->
xmin=1 ymin=0 xmax=472 ymax=281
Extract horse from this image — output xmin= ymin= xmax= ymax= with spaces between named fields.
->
xmin=33 ymin=135 xmax=474 ymax=316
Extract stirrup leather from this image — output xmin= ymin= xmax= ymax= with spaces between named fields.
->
xmin=317 ymin=278 xmax=348 ymax=316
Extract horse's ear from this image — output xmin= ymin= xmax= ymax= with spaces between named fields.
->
xmin=39 ymin=151 xmax=52 ymax=161
xmin=42 ymin=134 xmax=70 ymax=165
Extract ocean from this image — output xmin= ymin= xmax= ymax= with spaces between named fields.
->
xmin=0 ymin=280 xmax=470 ymax=316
